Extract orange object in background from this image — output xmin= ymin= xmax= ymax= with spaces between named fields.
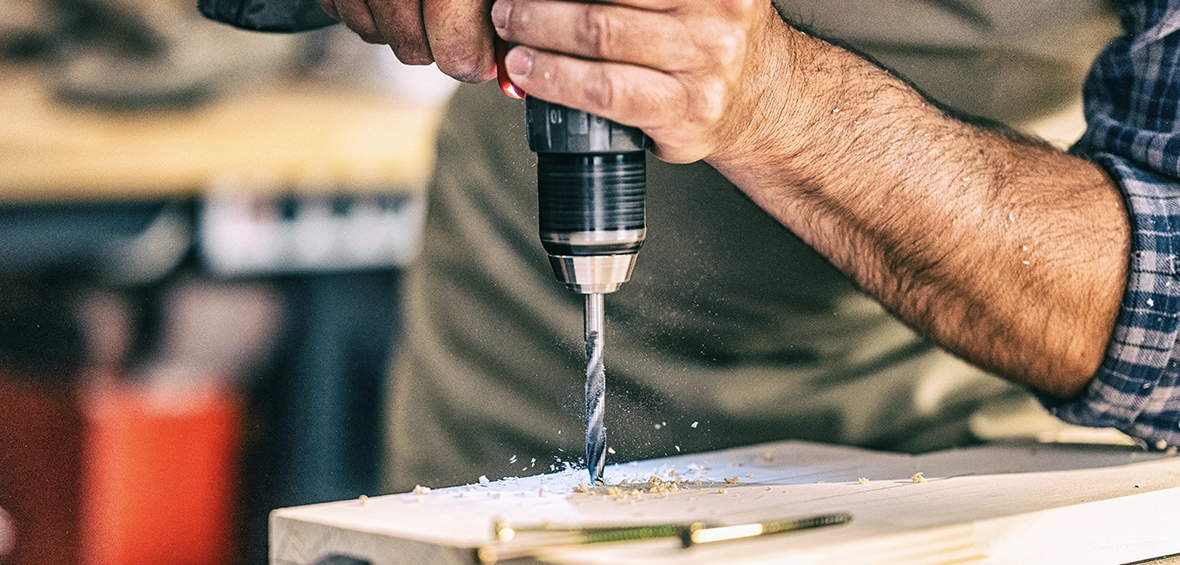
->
xmin=0 ymin=378 xmax=241 ymax=565
xmin=82 ymin=381 xmax=241 ymax=565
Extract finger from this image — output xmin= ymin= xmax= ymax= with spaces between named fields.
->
xmin=423 ymin=0 xmax=497 ymax=82
xmin=493 ymin=0 xmax=709 ymax=72
xmin=364 ymin=0 xmax=434 ymax=65
xmin=505 ymin=44 xmax=707 ymax=161
xmin=326 ymin=0 xmax=385 ymax=43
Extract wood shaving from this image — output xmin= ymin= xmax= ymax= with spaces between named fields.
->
xmin=569 ymin=476 xmax=685 ymax=499
xmin=650 ymin=482 xmax=678 ymax=495
xmin=413 ymin=485 xmax=432 ymax=495
xmin=911 ymin=473 xmax=926 ymax=484
xmin=717 ymin=488 xmax=727 ymax=494
xmin=858 ymin=477 xmax=869 ymax=485
xmin=724 ymin=477 xmax=741 ymax=485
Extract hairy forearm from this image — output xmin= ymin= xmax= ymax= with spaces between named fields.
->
xmin=495 ymin=0 xmax=1131 ymax=398
xmin=710 ymin=18 xmax=1131 ymax=398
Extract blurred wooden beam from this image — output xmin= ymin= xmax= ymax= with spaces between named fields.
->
xmin=0 ymin=67 xmax=442 ymax=202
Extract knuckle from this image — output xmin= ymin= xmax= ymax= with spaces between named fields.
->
xmin=692 ymin=21 xmax=744 ymax=69
xmin=389 ymin=37 xmax=434 ymax=65
xmin=712 ymin=28 xmax=745 ymax=68
xmin=436 ymin=49 xmax=494 ymax=82
xmin=693 ymin=78 xmax=728 ymax=124
xmin=581 ymin=6 xmax=614 ymax=59
xmin=721 ymin=0 xmax=757 ymax=16
xmin=584 ymin=67 xmax=618 ymax=111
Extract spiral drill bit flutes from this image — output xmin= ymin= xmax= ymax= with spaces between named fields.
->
xmin=584 ymin=293 xmax=607 ymax=483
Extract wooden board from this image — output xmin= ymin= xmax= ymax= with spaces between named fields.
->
xmin=0 ymin=68 xmax=442 ymax=202
xmin=270 ymin=441 xmax=1180 ymax=565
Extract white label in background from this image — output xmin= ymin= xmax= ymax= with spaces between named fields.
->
xmin=200 ymin=191 xmax=426 ymax=276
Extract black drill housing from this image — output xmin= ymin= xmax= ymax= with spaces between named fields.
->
xmin=527 ymin=98 xmax=648 ymax=260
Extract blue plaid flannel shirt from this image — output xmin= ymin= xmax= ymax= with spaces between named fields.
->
xmin=1044 ymin=0 xmax=1180 ymax=450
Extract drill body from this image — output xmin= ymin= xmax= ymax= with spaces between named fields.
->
xmin=527 ymin=98 xmax=648 ymax=294
xmin=526 ymin=97 xmax=648 ymax=483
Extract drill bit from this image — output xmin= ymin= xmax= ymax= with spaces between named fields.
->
xmin=584 ymin=292 xmax=606 ymax=484
xmin=507 ymin=83 xmax=645 ymax=486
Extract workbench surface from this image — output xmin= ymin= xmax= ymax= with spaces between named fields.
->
xmin=271 ymin=441 xmax=1180 ymax=565
xmin=0 ymin=67 xmax=441 ymax=202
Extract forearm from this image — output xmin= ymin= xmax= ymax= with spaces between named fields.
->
xmin=710 ymin=19 xmax=1131 ymax=398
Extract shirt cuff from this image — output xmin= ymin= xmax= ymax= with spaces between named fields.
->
xmin=1039 ymin=152 xmax=1180 ymax=451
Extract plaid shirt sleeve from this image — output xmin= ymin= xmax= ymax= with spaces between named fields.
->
xmin=1042 ymin=0 xmax=1180 ymax=450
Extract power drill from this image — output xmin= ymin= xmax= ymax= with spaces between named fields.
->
xmin=497 ymin=39 xmax=648 ymax=484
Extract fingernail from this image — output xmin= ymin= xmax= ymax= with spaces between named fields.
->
xmin=506 ymin=46 xmax=533 ymax=77
xmin=491 ymin=0 xmax=511 ymax=31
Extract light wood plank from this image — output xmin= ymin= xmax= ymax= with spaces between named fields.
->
xmin=271 ymin=441 xmax=1180 ymax=565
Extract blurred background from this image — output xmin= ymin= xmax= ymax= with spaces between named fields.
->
xmin=0 ymin=0 xmax=455 ymax=563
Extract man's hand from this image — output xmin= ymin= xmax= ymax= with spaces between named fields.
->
xmin=496 ymin=0 xmax=1131 ymax=399
xmin=493 ymin=0 xmax=790 ymax=164
xmin=316 ymin=0 xmax=496 ymax=82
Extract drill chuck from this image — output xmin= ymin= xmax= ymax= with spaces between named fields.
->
xmin=527 ymin=97 xmax=649 ymax=294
